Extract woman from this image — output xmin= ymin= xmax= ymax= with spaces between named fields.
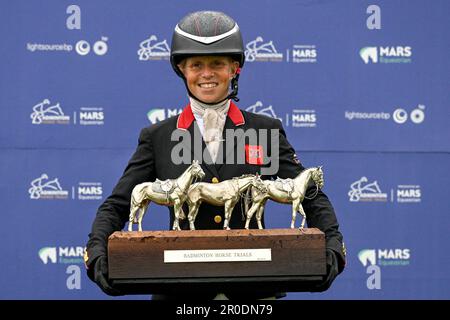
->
xmin=86 ymin=10 xmax=345 ymax=300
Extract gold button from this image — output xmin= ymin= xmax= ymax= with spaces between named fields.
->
xmin=214 ymin=215 xmax=222 ymax=223
xmin=212 ymin=177 xmax=219 ymax=183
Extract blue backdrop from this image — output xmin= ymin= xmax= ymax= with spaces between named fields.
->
xmin=1 ymin=0 xmax=449 ymax=299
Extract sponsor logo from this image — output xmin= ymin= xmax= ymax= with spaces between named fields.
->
xmin=39 ymin=247 xmax=58 ymax=264
xmin=349 ymin=177 xmax=421 ymax=204
xmin=359 ymin=248 xmax=411 ymax=267
xmin=77 ymin=107 xmax=105 ymax=125
xmin=147 ymin=108 xmax=182 ymax=124
xmin=359 ymin=247 xmax=411 ymax=290
xmin=29 ymin=174 xmax=103 ymax=201
xmin=246 ymin=101 xmax=318 ymax=128
xmin=360 ymin=46 xmax=412 ymax=64
xmin=31 ymin=99 xmax=105 ymax=126
xmin=348 ymin=177 xmax=388 ymax=202
xmin=27 ymin=37 xmax=108 ymax=56
xmin=245 ymin=101 xmax=282 ymax=121
xmin=245 ymin=37 xmax=283 ymax=62
xmin=396 ymin=185 xmax=421 ymax=203
xmin=345 ymin=104 xmax=425 ymax=125
xmin=291 ymin=109 xmax=317 ymax=127
xmin=392 ymin=104 xmax=425 ymax=124
xmin=31 ymin=99 xmax=70 ymax=125
xmin=289 ymin=45 xmax=317 ymax=63
xmin=77 ymin=182 xmax=103 ymax=200
xmin=39 ymin=246 xmax=85 ymax=265
xmin=138 ymin=35 xmax=170 ymax=60
xmin=29 ymin=174 xmax=69 ymax=200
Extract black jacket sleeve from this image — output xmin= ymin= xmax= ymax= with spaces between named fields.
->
xmin=85 ymin=127 xmax=156 ymax=268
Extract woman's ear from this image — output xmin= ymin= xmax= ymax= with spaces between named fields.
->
xmin=230 ymin=61 xmax=240 ymax=77
xmin=177 ymin=64 xmax=185 ymax=76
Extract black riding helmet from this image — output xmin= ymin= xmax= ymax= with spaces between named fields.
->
xmin=170 ymin=11 xmax=245 ymax=104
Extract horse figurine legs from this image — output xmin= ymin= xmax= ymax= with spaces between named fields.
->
xmin=255 ymin=204 xmax=265 ymax=229
xmin=172 ymin=200 xmax=183 ymax=231
xmin=244 ymin=202 xmax=259 ymax=229
xmin=187 ymin=201 xmax=201 ymax=230
xmin=223 ymin=200 xmax=235 ymax=230
xmin=290 ymin=198 xmax=301 ymax=229
xmin=297 ymin=203 xmax=307 ymax=229
xmin=128 ymin=204 xmax=138 ymax=231
xmin=245 ymin=199 xmax=266 ymax=229
xmin=135 ymin=201 xmax=150 ymax=231
xmin=290 ymin=199 xmax=306 ymax=229
xmin=128 ymin=200 xmax=149 ymax=231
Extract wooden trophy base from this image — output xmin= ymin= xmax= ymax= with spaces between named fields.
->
xmin=108 ymin=228 xmax=326 ymax=294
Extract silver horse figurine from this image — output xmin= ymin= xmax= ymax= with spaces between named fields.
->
xmin=128 ymin=160 xmax=205 ymax=231
xmin=186 ymin=174 xmax=266 ymax=230
xmin=244 ymin=166 xmax=324 ymax=229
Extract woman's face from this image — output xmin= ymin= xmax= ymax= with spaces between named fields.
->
xmin=179 ymin=56 xmax=239 ymax=103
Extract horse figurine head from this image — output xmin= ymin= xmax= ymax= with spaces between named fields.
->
xmin=252 ymin=173 xmax=268 ymax=193
xmin=311 ymin=166 xmax=324 ymax=189
xmin=190 ymin=160 xmax=206 ymax=180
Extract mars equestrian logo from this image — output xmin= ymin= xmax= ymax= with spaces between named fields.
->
xmin=39 ymin=246 xmax=85 ymax=264
xmin=396 ymin=185 xmax=421 ymax=203
xmin=29 ymin=174 xmax=69 ymax=200
xmin=147 ymin=108 xmax=183 ymax=124
xmin=138 ymin=35 xmax=170 ymax=60
xmin=31 ymin=99 xmax=70 ymax=125
xmin=77 ymin=107 xmax=105 ymax=125
xmin=359 ymin=248 xmax=410 ymax=267
xmin=289 ymin=45 xmax=317 ymax=63
xmin=77 ymin=182 xmax=103 ymax=200
xmin=291 ymin=109 xmax=317 ymax=127
xmin=348 ymin=177 xmax=387 ymax=202
xmin=245 ymin=37 xmax=283 ymax=62
xmin=360 ymin=46 xmax=412 ymax=64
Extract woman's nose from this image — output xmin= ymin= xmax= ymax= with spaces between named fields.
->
xmin=200 ymin=66 xmax=214 ymax=78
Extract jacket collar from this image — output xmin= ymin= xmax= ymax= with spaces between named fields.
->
xmin=176 ymin=101 xmax=245 ymax=130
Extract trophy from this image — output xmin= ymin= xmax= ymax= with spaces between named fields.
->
xmin=108 ymin=166 xmax=326 ymax=294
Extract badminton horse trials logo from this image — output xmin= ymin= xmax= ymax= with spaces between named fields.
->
xmin=245 ymin=36 xmax=283 ymax=62
xmin=28 ymin=174 xmax=69 ymax=199
xmin=245 ymin=101 xmax=282 ymax=121
xmin=348 ymin=177 xmax=387 ymax=202
xmin=138 ymin=35 xmax=170 ymax=60
xmin=30 ymin=99 xmax=70 ymax=124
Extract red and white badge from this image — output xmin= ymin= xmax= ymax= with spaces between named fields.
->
xmin=245 ymin=144 xmax=264 ymax=165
